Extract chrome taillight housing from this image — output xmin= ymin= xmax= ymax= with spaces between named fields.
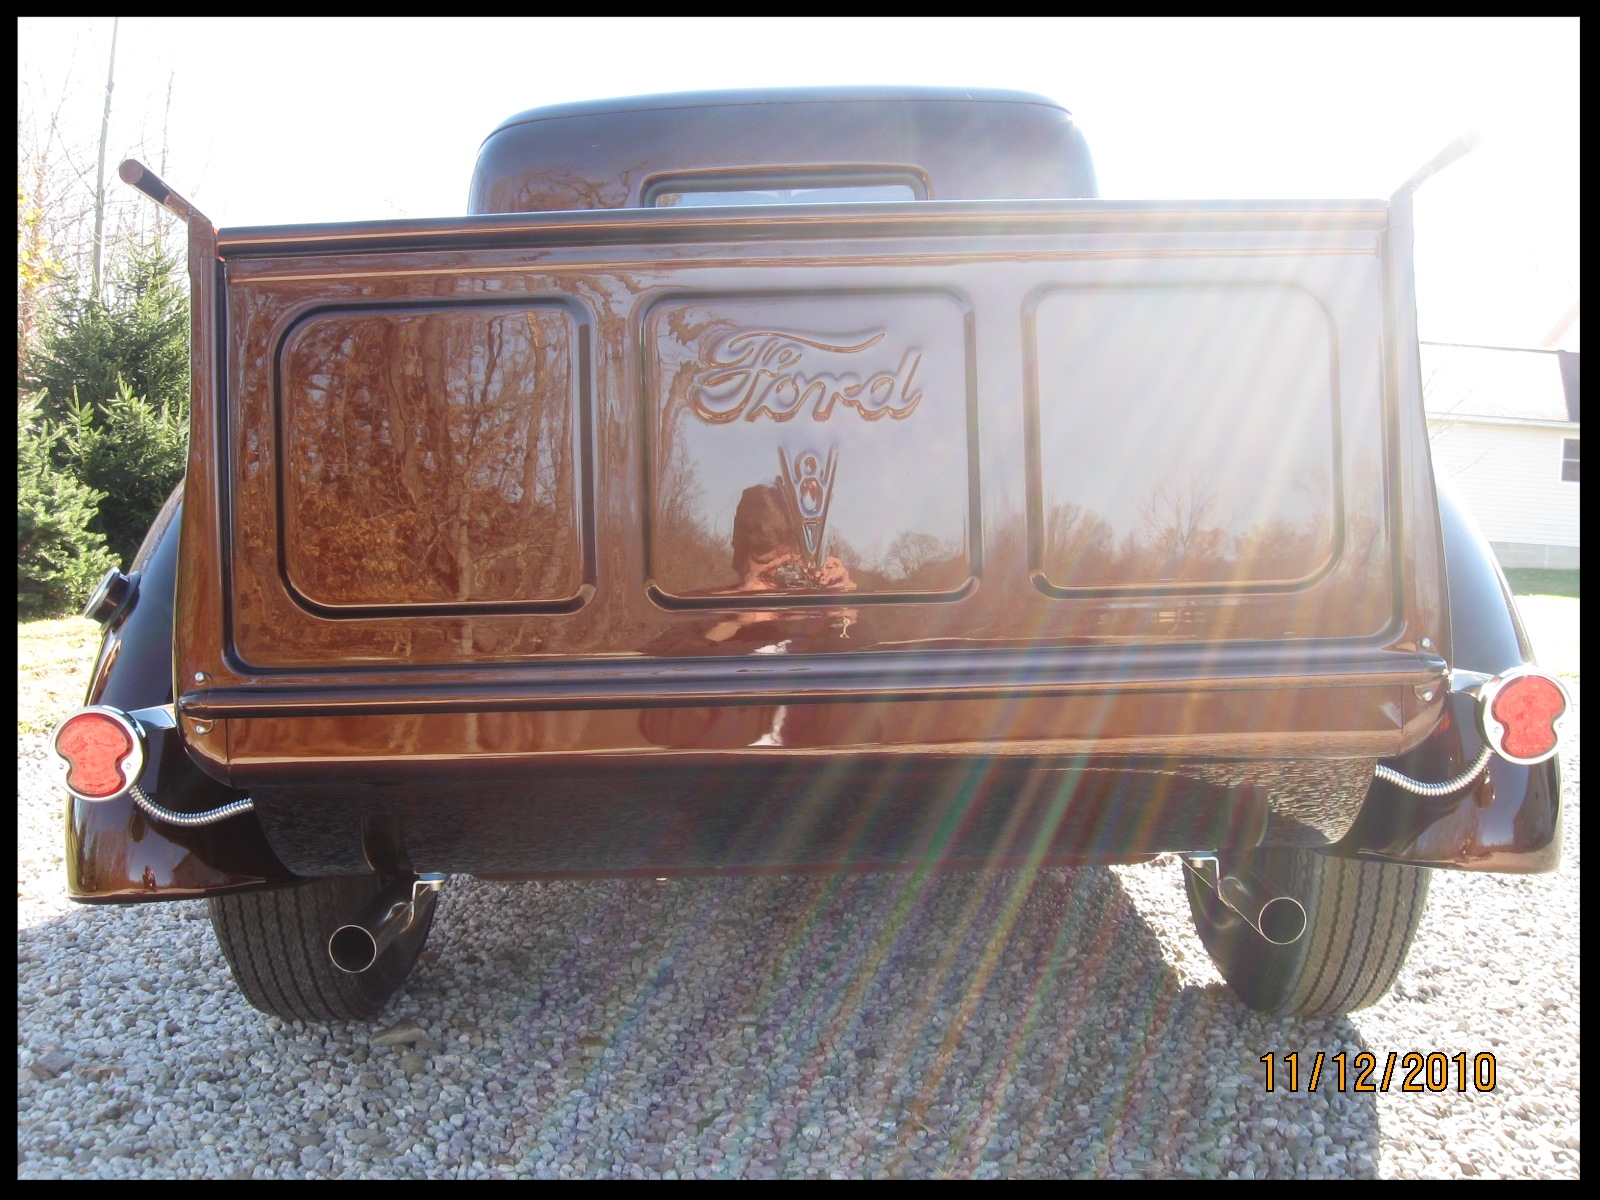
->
xmin=52 ymin=706 xmax=146 ymax=802
xmin=1477 ymin=667 xmax=1572 ymax=766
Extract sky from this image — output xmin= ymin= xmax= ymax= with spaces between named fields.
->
xmin=18 ymin=17 xmax=1579 ymax=349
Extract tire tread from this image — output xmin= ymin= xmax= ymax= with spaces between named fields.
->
xmin=1186 ymin=850 xmax=1430 ymax=1017
xmin=207 ymin=877 xmax=433 ymax=1023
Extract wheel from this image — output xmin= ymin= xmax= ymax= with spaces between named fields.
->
xmin=1183 ymin=848 xmax=1430 ymax=1016
xmin=207 ymin=874 xmax=436 ymax=1022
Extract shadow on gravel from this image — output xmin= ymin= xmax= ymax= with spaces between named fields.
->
xmin=19 ymin=866 xmax=1382 ymax=1178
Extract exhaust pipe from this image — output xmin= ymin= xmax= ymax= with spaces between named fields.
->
xmin=1184 ymin=856 xmax=1307 ymax=945
xmin=328 ymin=875 xmax=446 ymax=974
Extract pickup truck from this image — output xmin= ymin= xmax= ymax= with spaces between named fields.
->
xmin=55 ymin=87 xmax=1569 ymax=1024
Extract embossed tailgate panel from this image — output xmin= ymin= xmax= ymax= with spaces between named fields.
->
xmin=278 ymin=302 xmax=590 ymax=614
xmin=645 ymin=291 xmax=976 ymax=604
xmin=215 ymin=203 xmax=1408 ymax=679
xmin=1028 ymin=285 xmax=1340 ymax=593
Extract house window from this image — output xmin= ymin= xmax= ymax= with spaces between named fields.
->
xmin=1561 ymin=438 xmax=1579 ymax=483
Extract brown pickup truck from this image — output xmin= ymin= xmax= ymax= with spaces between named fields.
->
xmin=56 ymin=88 xmax=1568 ymax=1024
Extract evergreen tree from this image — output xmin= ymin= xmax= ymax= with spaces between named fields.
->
xmin=17 ymin=394 xmax=119 ymax=616
xmin=21 ymin=237 xmax=190 ymax=571
xmin=25 ymin=238 xmax=189 ymax=424
xmin=58 ymin=377 xmax=189 ymax=569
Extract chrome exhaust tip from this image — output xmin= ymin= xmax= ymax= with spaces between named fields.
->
xmin=328 ymin=875 xmax=446 ymax=974
xmin=1185 ymin=856 xmax=1307 ymax=945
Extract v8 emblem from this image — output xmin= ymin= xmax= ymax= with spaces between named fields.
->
xmin=777 ymin=446 xmax=838 ymax=572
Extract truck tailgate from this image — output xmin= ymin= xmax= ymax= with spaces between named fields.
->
xmin=174 ymin=200 xmax=1449 ymax=776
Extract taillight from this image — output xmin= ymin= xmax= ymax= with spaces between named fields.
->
xmin=1478 ymin=668 xmax=1571 ymax=765
xmin=52 ymin=707 xmax=146 ymax=802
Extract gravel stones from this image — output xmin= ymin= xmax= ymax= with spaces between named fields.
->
xmin=370 ymin=1024 xmax=427 ymax=1048
xmin=398 ymin=1054 xmax=429 ymax=1080
xmin=16 ymin=694 xmax=1581 ymax=1179
xmin=28 ymin=1049 xmax=74 ymax=1080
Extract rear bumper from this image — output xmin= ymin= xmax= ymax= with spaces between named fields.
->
xmin=241 ymin=674 xmax=1558 ymax=881
xmin=248 ymin=753 xmax=1376 ymax=880
xmin=70 ymin=688 xmax=1560 ymax=902
xmin=68 ymin=669 xmax=1561 ymax=902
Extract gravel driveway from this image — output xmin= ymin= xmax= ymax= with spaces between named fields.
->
xmin=18 ymin=695 xmax=1579 ymax=1179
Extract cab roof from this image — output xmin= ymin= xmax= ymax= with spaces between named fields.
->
xmin=470 ymin=86 xmax=1097 ymax=213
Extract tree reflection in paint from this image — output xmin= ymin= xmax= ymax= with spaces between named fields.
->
xmin=281 ymin=306 xmax=583 ymax=608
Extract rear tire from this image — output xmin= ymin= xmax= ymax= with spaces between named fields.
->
xmin=208 ymin=874 xmax=435 ymax=1022
xmin=1184 ymin=848 xmax=1430 ymax=1016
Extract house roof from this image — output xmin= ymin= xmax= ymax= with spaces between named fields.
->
xmin=1420 ymin=342 xmax=1579 ymax=426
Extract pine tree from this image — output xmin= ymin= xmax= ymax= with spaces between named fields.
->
xmin=22 ymin=237 xmax=189 ymax=571
xmin=17 ymin=394 xmax=119 ymax=616
xmin=26 ymin=238 xmax=189 ymax=425
xmin=58 ymin=376 xmax=189 ymax=569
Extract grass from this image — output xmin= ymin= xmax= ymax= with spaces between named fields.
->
xmin=17 ymin=615 xmax=102 ymax=734
xmin=1503 ymin=569 xmax=1580 ymax=600
xmin=1500 ymin=570 xmax=1579 ymax=679
xmin=12 ymin=570 xmax=1581 ymax=734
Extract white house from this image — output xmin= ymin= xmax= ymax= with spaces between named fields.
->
xmin=1421 ymin=340 xmax=1579 ymax=570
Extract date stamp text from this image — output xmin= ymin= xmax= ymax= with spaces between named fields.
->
xmin=1259 ymin=1051 xmax=1497 ymax=1093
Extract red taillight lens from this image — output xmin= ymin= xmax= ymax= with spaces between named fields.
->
xmin=1479 ymin=669 xmax=1570 ymax=765
xmin=1490 ymin=674 xmax=1567 ymax=761
xmin=54 ymin=710 xmax=138 ymax=799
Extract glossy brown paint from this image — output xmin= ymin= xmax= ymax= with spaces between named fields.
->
xmin=1384 ymin=187 xmax=1452 ymax=695
xmin=175 ymin=202 xmax=1452 ymax=784
xmin=1028 ymin=284 xmax=1342 ymax=592
xmin=279 ymin=302 xmax=590 ymax=613
xmin=173 ymin=199 xmax=235 ymax=774
xmin=216 ymin=690 xmax=1403 ymax=775
xmin=174 ymin=199 xmax=1448 ymax=797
